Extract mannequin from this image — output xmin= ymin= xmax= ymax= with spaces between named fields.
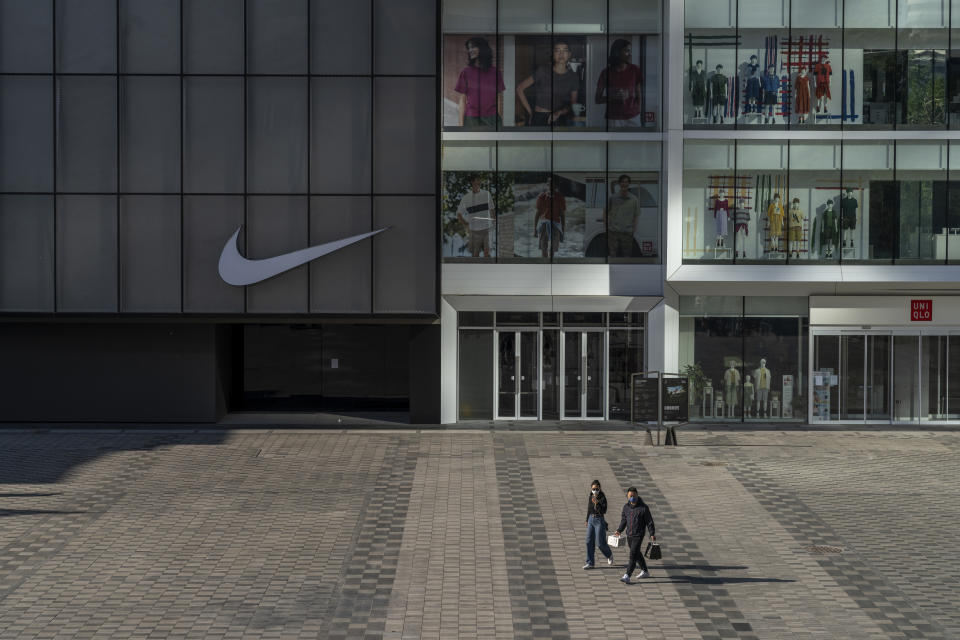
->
xmin=743 ymin=375 xmax=755 ymax=418
xmin=709 ymin=64 xmax=728 ymax=124
xmin=788 ymin=197 xmax=805 ymax=259
xmin=819 ymin=199 xmax=838 ymax=258
xmin=766 ymin=193 xmax=785 ymax=254
xmin=795 ymin=67 xmax=811 ymax=124
xmin=841 ymin=189 xmax=858 ymax=249
xmin=754 ymin=359 xmax=771 ymax=418
xmin=723 ymin=363 xmax=741 ymax=417
xmin=690 ymin=60 xmax=706 ymax=119
xmin=734 ymin=205 xmax=750 ymax=258
xmin=760 ymin=65 xmax=779 ymax=124
xmin=743 ymin=55 xmax=761 ymax=118
xmin=814 ymin=55 xmax=832 ymax=113
xmin=713 ymin=189 xmax=730 ymax=248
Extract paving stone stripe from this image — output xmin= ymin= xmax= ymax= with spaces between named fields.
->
xmin=493 ymin=435 xmax=571 ymax=640
xmin=730 ymin=461 xmax=950 ymax=640
xmin=323 ymin=439 xmax=419 ymax=640
xmin=607 ymin=454 xmax=761 ymax=640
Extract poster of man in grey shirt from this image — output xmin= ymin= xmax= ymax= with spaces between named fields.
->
xmin=605 ymin=174 xmax=640 ymax=257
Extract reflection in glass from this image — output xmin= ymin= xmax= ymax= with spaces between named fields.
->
xmin=897 ymin=28 xmax=947 ymax=128
xmin=498 ymin=331 xmax=516 ymax=418
xmin=789 ymin=142 xmax=841 ymax=261
xmin=443 ymin=35 xmax=504 ymax=129
xmin=842 ymin=141 xmax=893 ymax=261
xmin=542 ymin=330 xmax=560 ymax=419
xmin=519 ymin=332 xmax=539 ymax=417
xmin=609 ymin=329 xmax=642 ymax=420
xmin=812 ymin=335 xmax=840 ymax=422
xmin=896 ymin=142 xmax=946 ymax=262
xmin=866 ymin=334 xmax=890 ymax=420
xmin=564 ymin=331 xmax=582 ymax=417
xmin=743 ymin=316 xmax=807 ymax=421
xmin=893 ymin=335 xmax=919 ymax=422
xmin=682 ymin=140 xmax=736 ymax=261
xmin=585 ymin=332 xmax=604 ymax=418
xmin=922 ymin=335 xmax=948 ymax=421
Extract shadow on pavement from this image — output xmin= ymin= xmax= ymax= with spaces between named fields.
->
xmin=0 ymin=509 xmax=86 ymax=518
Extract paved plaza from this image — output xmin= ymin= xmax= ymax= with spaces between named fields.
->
xmin=1 ymin=427 xmax=959 ymax=639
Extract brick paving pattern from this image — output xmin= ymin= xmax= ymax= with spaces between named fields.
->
xmin=0 ymin=428 xmax=959 ymax=638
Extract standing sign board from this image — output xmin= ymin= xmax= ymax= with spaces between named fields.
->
xmin=661 ymin=378 xmax=689 ymax=422
xmin=632 ymin=377 xmax=660 ymax=423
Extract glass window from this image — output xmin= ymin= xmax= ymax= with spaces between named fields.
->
xmin=609 ymin=312 xmax=644 ymax=327
xmin=595 ymin=34 xmax=659 ymax=130
xmin=682 ymin=140 xmax=736 ymax=261
xmin=247 ymin=77 xmax=308 ymax=194
xmin=458 ymin=312 xmax=494 ymax=327
xmin=0 ymin=0 xmax=52 ymax=73
xmin=679 ymin=296 xmax=807 ymax=423
xmin=246 ymin=196 xmax=309 ymax=314
xmin=948 ymin=141 xmax=960 ymax=261
xmin=684 ymin=0 xmax=736 ymax=126
xmin=0 ymin=76 xmax=53 ymax=192
xmin=950 ymin=0 xmax=960 ymax=128
xmin=737 ymin=1 xmax=789 ymax=128
xmin=790 ymin=2 xmax=841 ymax=128
xmin=373 ymin=196 xmax=436 ymax=314
xmin=374 ymin=78 xmax=436 ymax=194
xmin=895 ymin=141 xmax=946 ymax=262
xmin=553 ymin=141 xmax=605 ymax=262
xmin=442 ymin=141 xmax=497 ymax=261
xmin=442 ymin=33 xmax=504 ymax=130
xmin=374 ymin=0 xmax=436 ymax=75
xmin=183 ymin=195 xmax=244 ymax=313
xmin=311 ymin=0 xmax=371 ymax=74
xmin=846 ymin=0 xmax=896 ymax=128
xmin=611 ymin=0 xmax=660 ymax=32
xmin=459 ymin=329 xmax=494 ymax=419
xmin=183 ymin=77 xmax=244 ymax=194
xmin=609 ymin=328 xmax=643 ymax=419
xmin=496 ymin=312 xmax=539 ymax=326
xmin=120 ymin=0 xmax=179 ymax=74
xmin=843 ymin=140 xmax=894 ymax=261
xmin=56 ymin=76 xmax=117 ymax=193
xmin=183 ymin=0 xmax=243 ymax=74
xmin=513 ymin=35 xmax=586 ymax=129
xmin=444 ymin=0 xmax=496 ymax=32
xmin=309 ymin=196 xmax=372 ymax=314
xmin=897 ymin=27 xmax=947 ymax=128
xmin=499 ymin=0 xmax=550 ymax=34
xmin=119 ymin=195 xmax=180 ymax=312
xmin=608 ymin=143 xmax=660 ymax=261
xmin=56 ymin=0 xmax=116 ymax=73
xmin=0 ymin=195 xmax=54 ymax=312
xmin=562 ymin=312 xmax=603 ymax=326
xmin=738 ymin=141 xmax=788 ymax=261
xmin=245 ymin=0 xmax=308 ymax=74
xmin=121 ymin=77 xmax=180 ymax=193
xmin=56 ymin=195 xmax=118 ymax=313
xmin=789 ymin=140 xmax=841 ymax=262
xmin=498 ymin=141 xmax=551 ymax=260
xmin=311 ymin=78 xmax=372 ymax=194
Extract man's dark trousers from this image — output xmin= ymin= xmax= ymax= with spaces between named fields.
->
xmin=626 ymin=535 xmax=648 ymax=576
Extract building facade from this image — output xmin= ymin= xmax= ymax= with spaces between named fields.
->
xmin=2 ymin=0 xmax=959 ymax=424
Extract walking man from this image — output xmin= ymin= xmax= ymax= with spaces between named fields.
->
xmin=613 ymin=487 xmax=656 ymax=583
xmin=583 ymin=480 xmax=614 ymax=569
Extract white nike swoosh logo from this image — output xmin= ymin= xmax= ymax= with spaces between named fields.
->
xmin=218 ymin=226 xmax=387 ymax=286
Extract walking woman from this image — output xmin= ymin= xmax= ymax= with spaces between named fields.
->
xmin=583 ymin=480 xmax=614 ymax=569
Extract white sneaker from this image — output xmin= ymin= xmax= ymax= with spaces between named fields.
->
xmin=637 ymin=570 xmax=650 ymax=579
xmin=582 ymin=563 xmax=593 ymax=570
xmin=607 ymin=557 xmax=613 ymax=565
xmin=620 ymin=573 xmax=631 ymax=584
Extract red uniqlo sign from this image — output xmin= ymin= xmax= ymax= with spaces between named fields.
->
xmin=911 ymin=299 xmax=933 ymax=322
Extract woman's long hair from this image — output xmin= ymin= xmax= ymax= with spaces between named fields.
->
xmin=466 ymin=37 xmax=493 ymax=70
xmin=607 ymin=39 xmax=631 ymax=68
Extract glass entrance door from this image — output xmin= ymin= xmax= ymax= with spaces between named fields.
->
xmin=496 ymin=331 xmax=539 ymax=419
xmin=562 ymin=331 xmax=605 ymax=419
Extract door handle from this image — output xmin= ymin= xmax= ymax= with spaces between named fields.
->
xmin=587 ymin=376 xmax=592 ymax=381
xmin=511 ymin=375 xmax=515 ymax=381
xmin=521 ymin=376 xmax=525 ymax=381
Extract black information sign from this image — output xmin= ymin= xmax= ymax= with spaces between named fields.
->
xmin=632 ymin=378 xmax=660 ymax=423
xmin=661 ymin=377 xmax=689 ymax=422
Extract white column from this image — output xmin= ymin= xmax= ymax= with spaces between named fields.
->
xmin=646 ymin=286 xmax=680 ymax=374
xmin=440 ymin=297 xmax=458 ymax=424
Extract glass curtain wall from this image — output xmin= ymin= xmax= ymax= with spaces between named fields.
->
xmin=684 ymin=0 xmax=954 ymax=129
xmin=443 ymin=140 xmax=661 ymax=262
xmin=679 ymin=296 xmax=808 ymax=422
xmin=684 ymin=139 xmax=960 ymax=263
xmin=442 ymin=0 xmax=661 ymax=131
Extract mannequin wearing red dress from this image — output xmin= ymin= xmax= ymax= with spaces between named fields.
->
xmin=795 ymin=68 xmax=811 ymax=123
xmin=813 ymin=55 xmax=832 ymax=113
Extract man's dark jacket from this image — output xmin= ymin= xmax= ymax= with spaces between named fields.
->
xmin=616 ymin=499 xmax=656 ymax=538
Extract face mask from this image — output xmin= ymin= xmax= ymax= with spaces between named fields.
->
xmin=628 ymin=496 xmax=637 ymax=503
xmin=591 ymin=489 xmax=599 ymax=495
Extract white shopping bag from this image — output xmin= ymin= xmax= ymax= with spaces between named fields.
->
xmin=607 ymin=534 xmax=625 ymax=548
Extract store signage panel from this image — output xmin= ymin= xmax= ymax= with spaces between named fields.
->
xmin=910 ymin=299 xmax=932 ymax=322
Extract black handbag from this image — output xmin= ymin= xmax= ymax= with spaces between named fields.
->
xmin=644 ymin=542 xmax=662 ymax=560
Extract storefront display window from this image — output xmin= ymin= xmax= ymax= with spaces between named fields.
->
xmin=683 ymin=140 xmax=960 ymax=264
xmin=443 ymin=140 xmax=660 ymax=263
xmin=679 ymin=296 xmax=808 ymax=422
xmin=442 ymin=0 xmax=661 ymax=130
xmin=683 ymin=0 xmax=959 ymax=129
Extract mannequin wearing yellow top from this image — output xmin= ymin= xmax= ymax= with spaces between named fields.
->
xmin=754 ymin=358 xmax=771 ymax=417
xmin=723 ymin=363 xmax=741 ymax=417
xmin=766 ymin=193 xmax=784 ymax=254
